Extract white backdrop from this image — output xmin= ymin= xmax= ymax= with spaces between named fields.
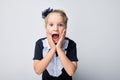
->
xmin=0 ymin=0 xmax=120 ymax=80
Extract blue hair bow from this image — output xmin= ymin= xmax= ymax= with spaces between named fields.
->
xmin=42 ymin=7 xmax=53 ymax=19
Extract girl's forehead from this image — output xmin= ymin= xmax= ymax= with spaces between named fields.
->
xmin=48 ymin=13 xmax=63 ymax=18
xmin=47 ymin=13 xmax=64 ymax=22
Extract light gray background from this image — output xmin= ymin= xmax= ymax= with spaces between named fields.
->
xmin=0 ymin=0 xmax=120 ymax=80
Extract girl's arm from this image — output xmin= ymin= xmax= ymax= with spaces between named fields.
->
xmin=57 ymin=48 xmax=77 ymax=76
xmin=56 ymin=29 xmax=77 ymax=76
xmin=33 ymin=47 xmax=55 ymax=75
xmin=34 ymin=31 xmax=56 ymax=75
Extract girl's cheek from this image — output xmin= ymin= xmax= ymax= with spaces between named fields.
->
xmin=61 ymin=28 xmax=65 ymax=33
xmin=59 ymin=31 xmax=64 ymax=37
xmin=46 ymin=29 xmax=51 ymax=35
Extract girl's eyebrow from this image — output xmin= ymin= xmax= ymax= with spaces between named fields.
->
xmin=58 ymin=22 xmax=64 ymax=24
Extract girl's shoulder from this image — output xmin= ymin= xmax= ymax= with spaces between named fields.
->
xmin=65 ymin=37 xmax=76 ymax=45
xmin=35 ymin=37 xmax=47 ymax=44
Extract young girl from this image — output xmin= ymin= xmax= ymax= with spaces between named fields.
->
xmin=33 ymin=8 xmax=78 ymax=80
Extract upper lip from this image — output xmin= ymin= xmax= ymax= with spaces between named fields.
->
xmin=52 ymin=32 xmax=59 ymax=35
xmin=52 ymin=33 xmax=59 ymax=37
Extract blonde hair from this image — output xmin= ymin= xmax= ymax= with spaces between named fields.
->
xmin=45 ymin=9 xmax=68 ymax=27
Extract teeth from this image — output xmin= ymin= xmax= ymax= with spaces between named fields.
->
xmin=52 ymin=34 xmax=59 ymax=38
xmin=52 ymin=34 xmax=59 ymax=36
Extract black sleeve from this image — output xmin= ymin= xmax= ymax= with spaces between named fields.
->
xmin=33 ymin=39 xmax=43 ymax=60
xmin=66 ymin=40 xmax=78 ymax=61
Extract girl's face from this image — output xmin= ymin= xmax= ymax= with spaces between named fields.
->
xmin=46 ymin=13 xmax=66 ymax=43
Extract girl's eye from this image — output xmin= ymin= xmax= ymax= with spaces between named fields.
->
xmin=49 ymin=24 xmax=53 ymax=26
xmin=58 ymin=24 xmax=64 ymax=27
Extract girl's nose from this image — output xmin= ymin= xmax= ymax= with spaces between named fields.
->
xmin=53 ymin=26 xmax=58 ymax=31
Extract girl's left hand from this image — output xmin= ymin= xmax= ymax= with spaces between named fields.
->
xmin=56 ymin=29 xmax=66 ymax=49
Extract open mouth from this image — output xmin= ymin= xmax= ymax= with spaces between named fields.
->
xmin=52 ymin=34 xmax=59 ymax=39
xmin=52 ymin=34 xmax=59 ymax=43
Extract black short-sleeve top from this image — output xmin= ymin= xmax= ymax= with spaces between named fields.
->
xmin=33 ymin=37 xmax=78 ymax=80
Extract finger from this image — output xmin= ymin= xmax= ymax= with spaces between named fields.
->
xmin=58 ymin=29 xmax=66 ymax=44
xmin=61 ymin=29 xmax=66 ymax=39
xmin=63 ymin=29 xmax=66 ymax=36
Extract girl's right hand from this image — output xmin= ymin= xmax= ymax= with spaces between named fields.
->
xmin=46 ymin=31 xmax=56 ymax=50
